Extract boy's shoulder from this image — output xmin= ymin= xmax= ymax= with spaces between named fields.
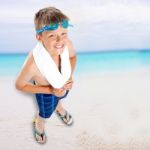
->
xmin=66 ymin=40 xmax=73 ymax=49
xmin=23 ymin=51 xmax=36 ymax=71
xmin=25 ymin=51 xmax=34 ymax=65
xmin=66 ymin=40 xmax=76 ymax=57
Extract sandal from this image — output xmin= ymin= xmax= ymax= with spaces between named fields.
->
xmin=56 ymin=110 xmax=73 ymax=126
xmin=33 ymin=118 xmax=46 ymax=144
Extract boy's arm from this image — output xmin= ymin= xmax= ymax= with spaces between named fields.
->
xmin=16 ymin=82 xmax=53 ymax=94
xmin=15 ymin=56 xmax=53 ymax=94
xmin=16 ymin=68 xmax=67 ymax=95
xmin=67 ymin=40 xmax=77 ymax=75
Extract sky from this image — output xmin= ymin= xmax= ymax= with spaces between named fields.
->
xmin=1 ymin=0 xmax=150 ymax=53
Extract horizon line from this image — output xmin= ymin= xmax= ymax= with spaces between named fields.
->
xmin=0 ymin=48 xmax=150 ymax=55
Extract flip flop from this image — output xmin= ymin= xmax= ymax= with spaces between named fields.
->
xmin=56 ymin=110 xmax=73 ymax=126
xmin=33 ymin=118 xmax=46 ymax=144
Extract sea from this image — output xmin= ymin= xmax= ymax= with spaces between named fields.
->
xmin=0 ymin=50 xmax=150 ymax=77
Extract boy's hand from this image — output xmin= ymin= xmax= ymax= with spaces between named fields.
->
xmin=63 ymin=77 xmax=73 ymax=90
xmin=52 ymin=88 xmax=66 ymax=97
xmin=52 ymin=77 xmax=73 ymax=96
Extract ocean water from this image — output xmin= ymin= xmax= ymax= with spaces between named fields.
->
xmin=0 ymin=50 xmax=150 ymax=76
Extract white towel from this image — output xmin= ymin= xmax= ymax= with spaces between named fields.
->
xmin=33 ymin=42 xmax=71 ymax=89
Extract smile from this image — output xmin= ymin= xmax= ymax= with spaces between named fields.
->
xmin=55 ymin=45 xmax=64 ymax=49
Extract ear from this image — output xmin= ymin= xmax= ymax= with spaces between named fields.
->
xmin=36 ymin=34 xmax=41 ymax=41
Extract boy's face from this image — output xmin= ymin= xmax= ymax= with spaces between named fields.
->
xmin=37 ymin=26 xmax=69 ymax=56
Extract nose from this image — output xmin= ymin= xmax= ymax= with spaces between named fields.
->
xmin=56 ymin=35 xmax=62 ymax=42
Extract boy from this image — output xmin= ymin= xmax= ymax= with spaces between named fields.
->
xmin=15 ymin=6 xmax=76 ymax=144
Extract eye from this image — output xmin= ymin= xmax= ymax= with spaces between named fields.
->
xmin=48 ymin=34 xmax=56 ymax=39
xmin=49 ymin=34 xmax=55 ymax=37
xmin=62 ymin=32 xmax=67 ymax=36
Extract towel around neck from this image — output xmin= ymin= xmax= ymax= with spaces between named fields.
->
xmin=33 ymin=42 xmax=71 ymax=89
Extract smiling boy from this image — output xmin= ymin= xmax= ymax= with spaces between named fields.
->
xmin=15 ymin=6 xmax=76 ymax=144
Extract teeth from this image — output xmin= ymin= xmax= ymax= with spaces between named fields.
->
xmin=55 ymin=45 xmax=63 ymax=48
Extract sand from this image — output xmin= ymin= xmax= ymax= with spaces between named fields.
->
xmin=0 ymin=67 xmax=150 ymax=150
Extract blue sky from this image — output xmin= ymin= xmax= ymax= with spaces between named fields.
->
xmin=1 ymin=0 xmax=150 ymax=53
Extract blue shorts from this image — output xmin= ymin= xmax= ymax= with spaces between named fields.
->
xmin=35 ymin=91 xmax=69 ymax=119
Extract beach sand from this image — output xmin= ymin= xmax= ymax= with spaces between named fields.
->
xmin=0 ymin=67 xmax=150 ymax=150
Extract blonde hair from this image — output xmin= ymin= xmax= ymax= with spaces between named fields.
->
xmin=34 ymin=6 xmax=69 ymax=32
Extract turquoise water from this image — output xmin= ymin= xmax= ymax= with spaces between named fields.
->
xmin=77 ymin=50 xmax=150 ymax=73
xmin=0 ymin=50 xmax=150 ymax=76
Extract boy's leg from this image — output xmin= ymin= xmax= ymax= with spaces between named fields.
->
xmin=36 ymin=112 xmax=45 ymax=132
xmin=34 ymin=93 xmax=59 ymax=143
xmin=56 ymin=101 xmax=66 ymax=115
xmin=55 ymin=90 xmax=69 ymax=114
xmin=34 ymin=113 xmax=46 ymax=143
xmin=55 ymin=91 xmax=73 ymax=125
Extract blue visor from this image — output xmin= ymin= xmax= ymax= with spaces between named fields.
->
xmin=36 ymin=19 xmax=73 ymax=34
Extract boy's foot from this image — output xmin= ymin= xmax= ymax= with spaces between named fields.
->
xmin=56 ymin=110 xmax=73 ymax=126
xmin=33 ymin=118 xmax=46 ymax=144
